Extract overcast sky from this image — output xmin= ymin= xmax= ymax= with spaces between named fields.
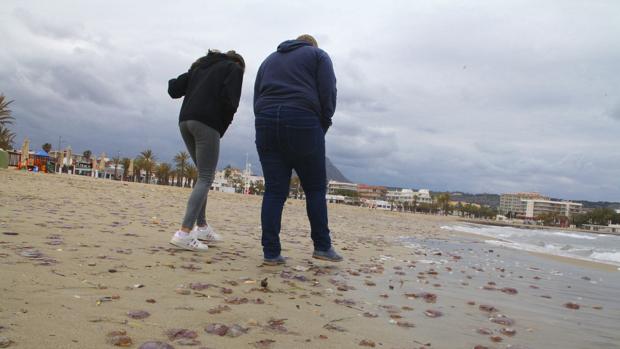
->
xmin=1 ymin=0 xmax=619 ymax=201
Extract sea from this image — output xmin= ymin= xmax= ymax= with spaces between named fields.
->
xmin=440 ymin=223 xmax=620 ymax=267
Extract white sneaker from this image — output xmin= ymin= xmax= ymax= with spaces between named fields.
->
xmin=193 ymin=225 xmax=222 ymax=243
xmin=170 ymin=231 xmax=209 ymax=251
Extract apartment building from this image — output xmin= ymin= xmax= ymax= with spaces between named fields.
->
xmin=523 ymin=199 xmax=583 ymax=219
xmin=386 ymin=188 xmax=433 ymax=204
xmin=357 ymin=184 xmax=388 ymax=200
xmin=499 ymin=192 xmax=548 ymax=216
xmin=327 ymin=181 xmax=358 ymax=194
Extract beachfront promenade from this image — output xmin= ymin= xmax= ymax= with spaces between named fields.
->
xmin=1 ymin=170 xmax=618 ymax=348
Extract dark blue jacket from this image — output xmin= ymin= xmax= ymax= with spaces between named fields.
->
xmin=254 ymin=40 xmax=337 ymax=131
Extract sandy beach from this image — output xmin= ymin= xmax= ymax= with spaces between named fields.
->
xmin=1 ymin=169 xmax=619 ymax=349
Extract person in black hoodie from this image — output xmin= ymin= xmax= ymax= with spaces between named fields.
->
xmin=254 ymin=34 xmax=342 ymax=264
xmin=167 ymin=49 xmax=244 ymax=251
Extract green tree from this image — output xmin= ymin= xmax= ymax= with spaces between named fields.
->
xmin=224 ymin=164 xmax=233 ymax=179
xmin=0 ymin=94 xmax=14 ymax=126
xmin=121 ymin=157 xmax=131 ymax=180
xmin=83 ymin=150 xmax=92 ymax=160
xmin=156 ymin=163 xmax=172 ymax=185
xmin=174 ymin=151 xmax=190 ymax=187
xmin=333 ymin=189 xmax=358 ymax=197
xmin=137 ymin=149 xmax=156 ymax=184
xmin=186 ymin=164 xmax=197 ymax=187
xmin=112 ymin=155 xmax=121 ymax=179
xmin=0 ymin=127 xmax=15 ymax=150
xmin=0 ymin=94 xmax=15 ymax=150
xmin=290 ymin=176 xmax=303 ymax=198
xmin=536 ymin=212 xmax=561 ymax=226
xmin=436 ymin=193 xmax=451 ymax=215
xmin=254 ymin=181 xmax=265 ymax=195
xmin=133 ymin=157 xmax=144 ymax=182
xmin=42 ymin=143 xmax=52 ymax=153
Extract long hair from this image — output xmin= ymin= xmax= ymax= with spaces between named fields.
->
xmin=226 ymin=50 xmax=245 ymax=71
xmin=190 ymin=49 xmax=221 ymax=71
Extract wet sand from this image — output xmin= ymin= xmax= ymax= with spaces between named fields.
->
xmin=1 ymin=169 xmax=618 ymax=349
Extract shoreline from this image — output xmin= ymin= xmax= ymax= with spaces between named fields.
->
xmin=459 ymin=218 xmax=620 ymax=236
xmin=437 ymin=229 xmax=619 ymax=271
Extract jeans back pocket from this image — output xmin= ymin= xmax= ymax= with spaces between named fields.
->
xmin=285 ymin=125 xmax=320 ymax=157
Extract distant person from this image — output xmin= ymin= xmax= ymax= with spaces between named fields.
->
xmin=167 ymin=49 xmax=245 ymax=251
xmin=254 ymin=34 xmax=342 ymax=264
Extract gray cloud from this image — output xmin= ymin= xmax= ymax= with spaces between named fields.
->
xmin=1 ymin=0 xmax=619 ymax=201
xmin=609 ymin=103 xmax=620 ymax=121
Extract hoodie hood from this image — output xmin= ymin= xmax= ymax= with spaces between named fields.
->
xmin=191 ymin=51 xmax=228 ymax=71
xmin=277 ymin=40 xmax=313 ymax=53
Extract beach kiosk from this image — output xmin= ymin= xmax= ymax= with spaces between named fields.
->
xmin=31 ymin=150 xmax=51 ymax=172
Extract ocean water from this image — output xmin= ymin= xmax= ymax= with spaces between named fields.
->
xmin=441 ymin=223 xmax=620 ymax=267
xmin=390 ymin=235 xmax=620 ymax=348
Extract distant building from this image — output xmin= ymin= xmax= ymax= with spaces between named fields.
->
xmin=582 ymin=224 xmax=620 ymax=234
xmin=386 ymin=189 xmax=414 ymax=202
xmin=523 ymin=199 xmax=582 ymax=219
xmin=326 ymin=194 xmax=345 ymax=204
xmin=328 ymin=181 xmax=358 ymax=194
xmin=357 ymin=184 xmax=388 ymax=201
xmin=386 ymin=188 xmax=432 ymax=204
xmin=361 ymin=199 xmax=392 ymax=210
xmin=415 ymin=189 xmax=433 ymax=204
xmin=499 ymin=192 xmax=548 ymax=217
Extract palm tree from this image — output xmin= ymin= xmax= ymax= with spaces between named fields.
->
xmin=83 ymin=150 xmax=92 ymax=160
xmin=155 ymin=163 xmax=171 ymax=185
xmin=186 ymin=164 xmax=197 ymax=187
xmin=0 ymin=126 xmax=15 ymax=150
xmin=436 ymin=193 xmax=451 ymax=215
xmin=112 ymin=155 xmax=120 ymax=179
xmin=137 ymin=149 xmax=156 ymax=184
xmin=0 ymin=94 xmax=15 ymax=150
xmin=41 ymin=143 xmax=52 ymax=153
xmin=174 ymin=151 xmax=189 ymax=187
xmin=121 ymin=157 xmax=131 ymax=180
xmin=133 ymin=157 xmax=144 ymax=182
xmin=0 ymin=94 xmax=14 ymax=127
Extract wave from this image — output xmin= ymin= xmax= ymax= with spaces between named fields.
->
xmin=441 ymin=224 xmax=620 ymax=267
xmin=483 ymin=240 xmax=620 ymax=266
xmin=552 ymin=232 xmax=597 ymax=240
xmin=590 ymin=252 xmax=620 ymax=264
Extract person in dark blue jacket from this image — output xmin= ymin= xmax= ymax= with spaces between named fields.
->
xmin=254 ymin=34 xmax=342 ymax=265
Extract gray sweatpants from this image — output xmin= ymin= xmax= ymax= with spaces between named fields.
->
xmin=179 ymin=120 xmax=220 ymax=229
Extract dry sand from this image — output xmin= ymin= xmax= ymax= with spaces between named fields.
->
xmin=1 ymin=170 xmax=618 ymax=349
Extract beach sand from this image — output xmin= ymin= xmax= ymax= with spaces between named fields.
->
xmin=1 ymin=169 xmax=618 ymax=349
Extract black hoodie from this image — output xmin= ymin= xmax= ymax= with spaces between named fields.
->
xmin=168 ymin=52 xmax=244 ymax=137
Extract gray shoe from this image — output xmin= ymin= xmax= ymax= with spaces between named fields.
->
xmin=263 ymin=255 xmax=286 ymax=266
xmin=312 ymin=247 xmax=343 ymax=262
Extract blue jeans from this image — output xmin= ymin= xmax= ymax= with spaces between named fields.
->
xmin=255 ymin=106 xmax=332 ymax=259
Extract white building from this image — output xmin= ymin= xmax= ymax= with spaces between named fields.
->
xmin=523 ymin=199 xmax=582 ymax=219
xmin=211 ymin=170 xmax=236 ymax=193
xmin=386 ymin=189 xmax=415 ymax=202
xmin=415 ymin=189 xmax=433 ymax=204
xmin=326 ymin=194 xmax=345 ymax=204
xmin=386 ymin=188 xmax=432 ymax=204
xmin=328 ymin=181 xmax=358 ymax=194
